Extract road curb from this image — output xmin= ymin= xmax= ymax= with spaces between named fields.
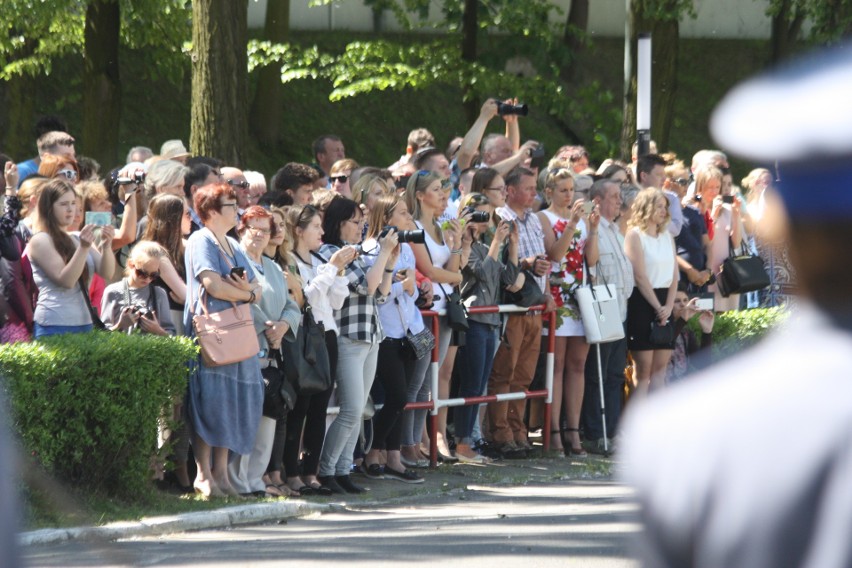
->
xmin=18 ymin=499 xmax=333 ymax=547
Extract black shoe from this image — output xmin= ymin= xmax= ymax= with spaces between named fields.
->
xmin=361 ymin=462 xmax=385 ymax=479
xmin=316 ymin=475 xmax=346 ymax=495
xmin=499 ymin=442 xmax=528 ymax=460
xmin=335 ymin=475 xmax=367 ymax=494
xmin=383 ymin=466 xmax=425 ymax=484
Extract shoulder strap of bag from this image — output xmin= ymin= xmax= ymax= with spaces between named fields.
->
xmin=421 ymin=234 xmax=454 ymax=301
xmin=394 ymin=297 xmax=411 ymax=333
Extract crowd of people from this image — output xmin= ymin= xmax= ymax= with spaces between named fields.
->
xmin=0 ymin=101 xmax=784 ymax=497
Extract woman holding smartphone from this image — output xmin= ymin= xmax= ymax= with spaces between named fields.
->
xmin=537 ymin=168 xmax=599 ymax=456
xmin=25 ymin=178 xmax=115 ymax=338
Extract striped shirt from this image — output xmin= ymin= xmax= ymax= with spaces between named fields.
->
xmin=496 ymin=205 xmax=547 ymax=292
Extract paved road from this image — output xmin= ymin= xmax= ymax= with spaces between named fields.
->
xmin=23 ymin=480 xmax=640 ymax=567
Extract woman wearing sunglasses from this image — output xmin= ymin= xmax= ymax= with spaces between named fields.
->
xmin=100 ymin=240 xmax=175 ymax=336
xmin=37 ymin=154 xmax=80 ymax=183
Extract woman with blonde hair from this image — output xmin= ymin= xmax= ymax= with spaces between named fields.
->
xmin=624 ymin=188 xmax=678 ymax=393
xmin=537 ymin=167 xmax=599 ymax=456
xmin=404 ymin=170 xmax=469 ymax=462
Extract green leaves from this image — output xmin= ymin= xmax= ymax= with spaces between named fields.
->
xmin=0 ymin=332 xmax=197 ymax=497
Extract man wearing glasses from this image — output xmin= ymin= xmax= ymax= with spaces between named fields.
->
xmin=221 ymin=167 xmax=251 ymax=215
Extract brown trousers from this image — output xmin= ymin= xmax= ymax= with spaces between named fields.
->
xmin=487 ymin=314 xmax=542 ymax=444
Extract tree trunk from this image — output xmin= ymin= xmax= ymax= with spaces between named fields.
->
xmin=3 ymin=74 xmax=37 ymax=160
xmin=461 ymin=0 xmax=479 ymax=126
xmin=770 ymin=0 xmax=803 ymax=65
xmin=651 ymin=18 xmax=678 ymax=152
xmin=561 ymin=0 xmax=589 ymax=84
xmin=82 ymin=0 xmax=122 ymax=168
xmin=191 ymin=0 xmax=249 ymax=166
xmin=620 ymin=1 xmax=680 ymax=158
xmin=249 ymin=0 xmax=290 ymax=147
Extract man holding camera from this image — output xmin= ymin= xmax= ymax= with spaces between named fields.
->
xmin=487 ymin=167 xmax=556 ymax=459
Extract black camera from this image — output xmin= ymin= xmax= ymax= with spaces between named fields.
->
xmin=529 ymin=144 xmax=545 ymax=160
xmin=131 ymin=303 xmax=151 ymax=318
xmin=495 ymin=100 xmax=529 ymax=117
xmin=117 ymin=169 xmax=146 ymax=186
xmin=463 ymin=207 xmax=490 ymax=223
xmin=380 ymin=226 xmax=426 ymax=244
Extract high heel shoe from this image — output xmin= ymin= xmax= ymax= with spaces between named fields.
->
xmin=564 ymin=428 xmax=587 ymax=458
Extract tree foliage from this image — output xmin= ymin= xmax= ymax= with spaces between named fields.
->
xmin=0 ymin=0 xmax=190 ymax=81
xmin=266 ymin=0 xmax=621 ymax=158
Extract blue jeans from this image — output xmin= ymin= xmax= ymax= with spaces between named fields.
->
xmin=454 ymin=321 xmax=498 ymax=443
xmin=33 ymin=323 xmax=93 ymax=339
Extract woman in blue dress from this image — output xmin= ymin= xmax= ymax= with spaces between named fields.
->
xmin=184 ymin=183 xmax=263 ymax=498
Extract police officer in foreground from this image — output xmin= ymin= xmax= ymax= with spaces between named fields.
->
xmin=621 ymin=42 xmax=852 ymax=568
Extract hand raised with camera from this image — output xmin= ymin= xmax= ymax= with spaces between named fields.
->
xmin=480 ymin=99 xmax=499 ymax=121
xmin=494 ymin=219 xmax=511 ymax=243
xmin=379 ymin=226 xmax=399 ymax=252
xmin=518 ymin=140 xmax=539 ymax=159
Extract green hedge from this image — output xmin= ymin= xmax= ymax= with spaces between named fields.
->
xmin=0 ymin=332 xmax=197 ymax=498
xmin=688 ymin=307 xmax=789 ymax=357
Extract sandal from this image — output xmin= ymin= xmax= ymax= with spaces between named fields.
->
xmin=286 ymin=484 xmax=316 ymax=497
xmin=307 ymin=481 xmax=334 ymax=496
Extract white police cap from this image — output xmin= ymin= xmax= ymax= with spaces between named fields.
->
xmin=711 ymin=43 xmax=852 ymax=163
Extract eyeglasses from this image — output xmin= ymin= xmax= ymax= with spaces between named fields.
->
xmin=247 ymin=225 xmax=272 ymax=235
xmin=486 ymin=185 xmax=507 ymax=193
xmin=134 ymin=267 xmax=160 ymax=280
xmin=220 ymin=202 xmax=239 ymax=209
xmin=227 ymin=179 xmax=250 ymax=190
xmin=57 ymin=169 xmax=77 ymax=181
xmin=673 ymin=178 xmax=689 ymax=187
xmin=346 ymin=218 xmax=365 ymax=227
xmin=330 ymin=175 xmax=348 ymax=184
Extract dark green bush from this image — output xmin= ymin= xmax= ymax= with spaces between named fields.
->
xmin=688 ymin=307 xmax=789 ymax=357
xmin=0 ymin=332 xmax=197 ymax=498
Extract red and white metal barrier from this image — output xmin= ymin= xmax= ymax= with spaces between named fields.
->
xmin=326 ymin=303 xmax=556 ymax=468
xmin=418 ymin=303 xmax=556 ymax=467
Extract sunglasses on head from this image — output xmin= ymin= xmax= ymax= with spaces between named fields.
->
xmin=134 ymin=267 xmax=160 ymax=280
xmin=57 ymin=169 xmax=77 ymax=181
xmin=330 ymin=175 xmax=348 ymax=183
xmin=227 ymin=179 xmax=250 ymax=190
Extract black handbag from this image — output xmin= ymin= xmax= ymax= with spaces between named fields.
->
xmin=503 ymin=270 xmax=546 ymax=307
xmin=261 ymin=350 xmax=297 ymax=420
xmin=649 ymin=320 xmax=674 ymax=347
xmin=716 ymin=240 xmax=770 ymax=297
xmin=442 ymin=286 xmax=470 ymax=332
xmin=280 ymin=304 xmax=333 ymax=394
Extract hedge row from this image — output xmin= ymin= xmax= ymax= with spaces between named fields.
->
xmin=0 ymin=331 xmax=197 ymax=497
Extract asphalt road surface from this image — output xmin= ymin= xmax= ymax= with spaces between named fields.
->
xmin=23 ymin=479 xmax=639 ymax=568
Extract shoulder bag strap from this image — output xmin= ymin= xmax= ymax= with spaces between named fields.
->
xmin=421 ymin=233 xmax=454 ymax=302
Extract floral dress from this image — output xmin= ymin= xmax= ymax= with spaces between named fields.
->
xmin=541 ymin=210 xmax=588 ymax=337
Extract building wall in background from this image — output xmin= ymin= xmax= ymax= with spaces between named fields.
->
xmin=248 ymin=0 xmax=781 ymax=39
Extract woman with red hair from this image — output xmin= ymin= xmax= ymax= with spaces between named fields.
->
xmin=184 ymin=183 xmax=263 ymax=498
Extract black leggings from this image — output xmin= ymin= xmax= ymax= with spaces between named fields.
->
xmin=280 ymin=330 xmax=337 ymax=478
xmin=371 ymin=338 xmax=416 ymax=452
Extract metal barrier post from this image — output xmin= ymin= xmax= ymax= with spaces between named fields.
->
xmin=428 ymin=312 xmax=440 ymax=468
xmin=542 ymin=311 xmax=556 ymax=451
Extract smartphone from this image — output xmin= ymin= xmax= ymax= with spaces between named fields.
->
xmin=694 ymin=294 xmax=714 ymax=311
xmin=581 ymin=201 xmax=595 ymax=215
xmin=722 ymin=195 xmax=735 ymax=204
xmin=85 ymin=211 xmax=113 ymax=227
xmin=230 ymin=266 xmax=245 ymax=278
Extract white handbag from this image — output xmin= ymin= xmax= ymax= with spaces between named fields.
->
xmin=576 ymin=261 xmax=625 ymax=344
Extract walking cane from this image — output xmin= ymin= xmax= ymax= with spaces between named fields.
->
xmin=595 ymin=343 xmax=609 ymax=455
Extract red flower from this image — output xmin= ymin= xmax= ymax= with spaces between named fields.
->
xmin=553 ymin=219 xmax=568 ymax=234
xmin=550 ymin=285 xmax=564 ymax=307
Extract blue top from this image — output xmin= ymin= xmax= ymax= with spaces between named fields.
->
xmin=361 ymin=242 xmax=424 ymax=339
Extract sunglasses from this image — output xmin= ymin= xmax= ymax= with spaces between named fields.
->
xmin=673 ymin=178 xmax=689 ymax=187
xmin=227 ymin=179 xmax=250 ymax=190
xmin=330 ymin=175 xmax=348 ymax=183
xmin=134 ymin=267 xmax=160 ymax=280
xmin=57 ymin=169 xmax=78 ymax=181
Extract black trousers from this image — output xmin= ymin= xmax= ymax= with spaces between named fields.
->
xmin=371 ymin=338 xmax=416 ymax=451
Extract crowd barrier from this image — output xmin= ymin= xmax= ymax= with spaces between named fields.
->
xmin=327 ymin=303 xmax=556 ymax=467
